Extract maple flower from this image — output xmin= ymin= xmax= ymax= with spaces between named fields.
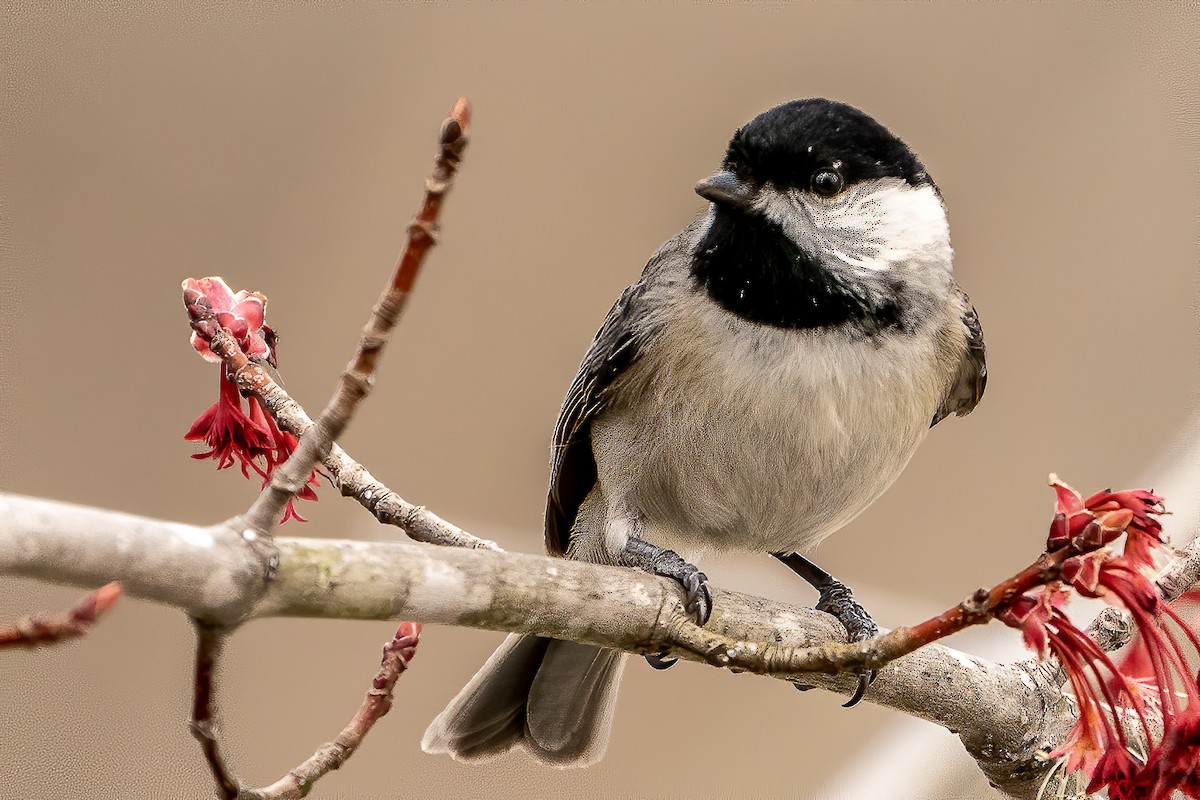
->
xmin=183 ymin=277 xmax=319 ymax=523
xmin=185 ymin=366 xmax=275 ymax=479
xmin=1047 ymin=474 xmax=1167 ymax=571
xmin=1003 ymin=476 xmax=1199 ymax=799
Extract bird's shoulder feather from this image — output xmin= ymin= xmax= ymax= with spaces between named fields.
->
xmin=932 ymin=290 xmax=987 ymax=426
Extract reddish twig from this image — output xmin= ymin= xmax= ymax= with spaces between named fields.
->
xmin=239 ymin=623 xmax=422 ymax=800
xmin=187 ymin=620 xmax=421 ymax=800
xmin=240 ymin=97 xmax=472 ymax=534
xmin=0 ymin=582 xmax=122 ymax=648
xmin=670 ymin=515 xmax=1131 ymax=677
xmin=190 ymin=621 xmax=240 ymax=800
xmin=182 ymin=99 xmax=495 ymax=551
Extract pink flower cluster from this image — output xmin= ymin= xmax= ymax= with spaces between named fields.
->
xmin=1002 ymin=476 xmax=1198 ymax=799
xmin=182 ymin=277 xmax=319 ymax=523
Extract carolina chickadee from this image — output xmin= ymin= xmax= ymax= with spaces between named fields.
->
xmin=423 ymin=98 xmax=986 ymax=767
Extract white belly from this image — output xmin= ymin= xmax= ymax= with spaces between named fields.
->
xmin=590 ymin=289 xmax=956 ymax=556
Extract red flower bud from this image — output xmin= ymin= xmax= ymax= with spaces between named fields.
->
xmin=1047 ymin=512 xmax=1071 ymax=551
xmin=184 ymin=279 xmax=319 ymax=523
xmin=183 ymin=277 xmax=274 ymax=364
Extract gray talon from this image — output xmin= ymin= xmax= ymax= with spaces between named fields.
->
xmin=684 ymin=570 xmax=713 ymax=626
xmin=624 ymin=537 xmax=713 ymax=627
xmin=774 ymin=552 xmax=879 ymax=706
xmin=644 ymin=653 xmax=678 ymax=670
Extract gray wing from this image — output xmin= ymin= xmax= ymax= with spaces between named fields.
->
xmin=932 ymin=291 xmax=987 ymax=427
xmin=544 ymin=223 xmax=700 ymax=556
xmin=544 ymin=280 xmax=653 ymax=556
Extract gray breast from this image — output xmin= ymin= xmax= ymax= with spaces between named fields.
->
xmin=590 ymin=284 xmax=959 ymax=556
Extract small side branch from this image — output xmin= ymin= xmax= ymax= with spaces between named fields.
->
xmin=243 ymin=370 xmax=497 ymax=552
xmin=0 ymin=582 xmax=122 ymax=648
xmin=241 ymin=623 xmax=422 ymax=800
xmin=190 ymin=621 xmax=240 ymax=799
xmin=183 ymin=99 xmax=474 ymax=797
xmin=182 ymin=98 xmax=495 ymax=552
xmin=241 ymin=98 xmax=472 ymax=534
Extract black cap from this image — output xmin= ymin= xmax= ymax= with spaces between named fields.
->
xmin=722 ymin=98 xmax=931 ymax=191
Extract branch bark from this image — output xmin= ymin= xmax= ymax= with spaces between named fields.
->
xmin=1082 ymin=536 xmax=1200 ymax=655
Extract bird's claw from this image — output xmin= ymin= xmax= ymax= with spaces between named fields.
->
xmin=842 ymin=669 xmax=877 ymax=708
xmin=682 ymin=569 xmax=713 ymax=626
xmin=815 ymin=584 xmax=879 ymax=644
xmin=644 ymin=652 xmax=678 ymax=670
xmin=641 ymin=571 xmax=710 ymax=673
xmin=814 ymin=581 xmax=879 ymax=708
xmin=623 ymin=536 xmax=713 ymax=627
xmin=643 ymin=565 xmax=708 ymax=671
xmin=774 ymin=554 xmax=879 ymax=707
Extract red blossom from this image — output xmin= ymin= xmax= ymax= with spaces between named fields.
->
xmin=1114 ymin=589 xmax=1200 ymax=693
xmin=1086 ymin=747 xmax=1139 ymax=799
xmin=1136 ymin=713 xmax=1200 ymax=799
xmin=1008 ymin=476 xmax=1199 ymax=798
xmin=1048 ymin=475 xmax=1167 ymax=570
xmin=185 ymin=367 xmax=275 ymax=479
xmin=183 ymin=278 xmax=319 ymax=523
xmin=1000 ymin=586 xmax=1069 ymax=657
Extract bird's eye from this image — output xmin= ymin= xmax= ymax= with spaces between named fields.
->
xmin=810 ymin=169 xmax=845 ymax=197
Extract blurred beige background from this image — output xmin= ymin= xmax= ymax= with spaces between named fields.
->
xmin=2 ymin=3 xmax=1197 ymax=799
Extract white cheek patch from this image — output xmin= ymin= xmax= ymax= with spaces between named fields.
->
xmin=757 ymin=179 xmax=951 ymax=276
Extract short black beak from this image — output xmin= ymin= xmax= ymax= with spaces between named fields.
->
xmin=694 ymin=170 xmax=756 ymax=211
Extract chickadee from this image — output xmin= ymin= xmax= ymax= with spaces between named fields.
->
xmin=423 ymin=98 xmax=986 ymax=767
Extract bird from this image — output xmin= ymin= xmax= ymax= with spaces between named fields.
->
xmin=422 ymin=97 xmax=987 ymax=768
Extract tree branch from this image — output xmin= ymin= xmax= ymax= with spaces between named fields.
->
xmin=183 ymin=129 xmax=496 ymax=554
xmin=244 ymin=99 xmax=471 ymax=532
xmin=183 ymin=98 xmax=482 ymax=540
xmin=7 ymin=491 xmax=1166 ymax=799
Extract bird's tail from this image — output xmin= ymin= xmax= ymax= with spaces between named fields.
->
xmin=421 ymin=634 xmax=625 ymax=768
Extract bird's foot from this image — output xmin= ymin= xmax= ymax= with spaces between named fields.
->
xmin=815 ymin=576 xmax=879 ymax=707
xmin=773 ymin=553 xmax=879 ymax=707
xmin=623 ymin=536 xmax=712 ymax=625
xmin=623 ymin=536 xmax=712 ymax=671
xmin=814 ymin=576 xmax=879 ymax=643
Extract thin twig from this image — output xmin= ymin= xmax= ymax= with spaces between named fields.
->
xmin=241 ymin=97 xmax=472 ymax=533
xmin=0 ymin=582 xmax=121 ymax=648
xmin=182 ymin=100 xmax=495 ymax=551
xmin=190 ymin=621 xmax=240 ymax=800
xmin=239 ymin=623 xmax=421 ymax=800
xmin=666 ymin=535 xmax=1096 ymax=678
xmin=233 ymin=358 xmax=497 ymax=551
